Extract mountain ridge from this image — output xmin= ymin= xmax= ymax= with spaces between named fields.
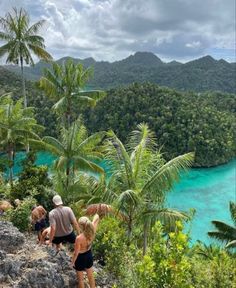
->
xmin=1 ymin=51 xmax=235 ymax=93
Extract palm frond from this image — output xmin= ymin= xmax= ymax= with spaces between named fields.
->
xmin=229 ymin=201 xmax=236 ymax=225
xmin=73 ymin=95 xmax=96 ymax=107
xmin=42 ymin=136 xmax=65 ymax=154
xmin=141 ymin=152 xmax=194 ymax=198
xmin=129 ymin=123 xmax=156 ymax=181
xmin=28 ymin=43 xmax=53 ymax=61
xmin=75 ymin=90 xmax=106 ymax=101
xmin=208 ymin=231 xmax=234 ymax=243
xmin=143 ymin=207 xmax=188 ymax=232
xmin=116 ymin=189 xmax=140 ymax=212
xmin=105 ymin=131 xmax=135 ymax=189
xmin=225 ymin=240 xmax=236 ymax=249
xmin=52 ymin=97 xmax=67 ymax=111
xmin=26 ymin=20 xmax=46 ymax=35
xmin=78 ymin=131 xmax=106 ymax=152
xmin=211 ymin=220 xmax=236 ymax=237
xmin=0 ymin=31 xmax=13 ymax=41
xmin=73 ymin=156 xmax=104 ymax=174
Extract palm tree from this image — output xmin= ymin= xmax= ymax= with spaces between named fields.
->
xmin=0 ymin=94 xmax=43 ymax=185
xmin=104 ymin=123 xmax=194 ymax=254
xmin=39 ymin=59 xmax=106 ymax=128
xmin=31 ymin=119 xmax=105 ymax=191
xmin=0 ymin=7 xmax=52 ymax=107
xmin=208 ymin=201 xmax=236 ymax=249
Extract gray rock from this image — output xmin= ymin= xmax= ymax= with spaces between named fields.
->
xmin=0 ymin=221 xmax=115 ymax=287
xmin=0 ymin=221 xmax=25 ymax=253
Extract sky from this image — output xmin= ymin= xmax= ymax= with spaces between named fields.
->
xmin=0 ymin=0 xmax=235 ymax=63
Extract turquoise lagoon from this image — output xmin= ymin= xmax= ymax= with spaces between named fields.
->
xmin=6 ymin=152 xmax=236 ymax=245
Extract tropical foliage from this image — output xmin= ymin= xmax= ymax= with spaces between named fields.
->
xmin=86 ymin=82 xmax=236 ymax=167
xmin=39 ymin=59 xmax=106 ymax=128
xmin=0 ymin=7 xmax=235 ymax=288
xmin=100 ymin=124 xmax=194 ymax=253
xmin=0 ymin=7 xmax=52 ymax=107
xmin=208 ymin=201 xmax=236 ymax=248
xmin=30 ymin=119 xmax=105 ymax=192
xmin=0 ymin=93 xmax=42 ymax=184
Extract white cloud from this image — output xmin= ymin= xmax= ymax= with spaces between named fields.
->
xmin=0 ymin=0 xmax=235 ymax=62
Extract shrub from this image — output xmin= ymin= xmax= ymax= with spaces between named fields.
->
xmin=10 ymin=152 xmax=53 ymax=211
xmin=92 ymin=217 xmax=138 ymax=286
xmin=7 ymin=196 xmax=36 ymax=231
xmin=190 ymin=249 xmax=236 ymax=288
xmin=136 ymin=221 xmax=193 ymax=288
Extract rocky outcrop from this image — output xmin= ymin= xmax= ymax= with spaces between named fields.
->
xmin=0 ymin=221 xmax=114 ymax=288
xmin=0 ymin=221 xmax=25 ymax=253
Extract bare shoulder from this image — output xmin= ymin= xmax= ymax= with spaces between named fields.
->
xmin=76 ymin=234 xmax=84 ymax=243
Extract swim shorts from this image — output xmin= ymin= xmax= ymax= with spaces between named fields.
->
xmin=74 ymin=249 xmax=93 ymax=271
xmin=52 ymin=231 xmax=76 ymax=244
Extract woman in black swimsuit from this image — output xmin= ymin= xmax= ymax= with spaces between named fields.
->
xmin=72 ymin=214 xmax=100 ymax=288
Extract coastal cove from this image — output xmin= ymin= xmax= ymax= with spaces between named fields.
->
xmin=4 ymin=152 xmax=236 ymax=245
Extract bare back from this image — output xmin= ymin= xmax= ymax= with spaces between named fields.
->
xmin=76 ymin=233 xmax=93 ymax=253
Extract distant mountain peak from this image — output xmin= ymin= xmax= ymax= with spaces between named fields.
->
xmin=167 ymin=60 xmax=182 ymax=66
xmin=186 ymin=55 xmax=218 ymax=69
xmin=121 ymin=51 xmax=162 ymax=66
xmin=194 ymin=55 xmax=216 ymax=64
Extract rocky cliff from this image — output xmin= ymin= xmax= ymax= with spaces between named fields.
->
xmin=0 ymin=221 xmax=113 ymax=288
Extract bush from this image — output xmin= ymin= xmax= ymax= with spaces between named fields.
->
xmin=7 ymin=196 xmax=36 ymax=231
xmin=92 ymin=217 xmax=138 ymax=287
xmin=10 ymin=152 xmax=53 ymax=211
xmin=190 ymin=249 xmax=236 ymax=288
xmin=136 ymin=221 xmax=193 ymax=288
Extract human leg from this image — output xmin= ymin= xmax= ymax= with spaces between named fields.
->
xmin=86 ymin=267 xmax=95 ymax=288
xmin=77 ymin=271 xmax=85 ymax=288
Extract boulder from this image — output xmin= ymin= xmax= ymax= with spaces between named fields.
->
xmin=0 ymin=221 xmax=25 ymax=253
xmin=0 ymin=221 xmax=114 ymax=287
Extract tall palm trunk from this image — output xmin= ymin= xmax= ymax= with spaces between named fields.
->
xmin=8 ymin=145 xmax=14 ymax=187
xmin=66 ymin=164 xmax=70 ymax=190
xmin=20 ymin=56 xmax=27 ymax=108
xmin=143 ymin=221 xmax=149 ymax=255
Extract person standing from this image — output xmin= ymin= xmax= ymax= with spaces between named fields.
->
xmin=72 ymin=214 xmax=100 ymax=288
xmin=48 ymin=195 xmax=80 ymax=250
xmin=31 ymin=205 xmax=47 ymax=243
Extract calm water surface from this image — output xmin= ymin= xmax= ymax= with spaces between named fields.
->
xmin=9 ymin=152 xmax=236 ymax=245
xmin=167 ymin=159 xmax=236 ymax=244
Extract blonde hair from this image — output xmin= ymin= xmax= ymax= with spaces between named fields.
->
xmin=78 ymin=216 xmax=95 ymax=242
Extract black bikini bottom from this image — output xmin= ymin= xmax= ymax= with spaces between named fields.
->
xmin=74 ymin=249 xmax=93 ymax=271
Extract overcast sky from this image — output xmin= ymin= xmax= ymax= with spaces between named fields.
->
xmin=0 ymin=0 xmax=235 ymax=63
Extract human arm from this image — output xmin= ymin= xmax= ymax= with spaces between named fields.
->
xmin=71 ymin=236 xmax=81 ymax=266
xmin=72 ymin=219 xmax=80 ymax=235
xmin=48 ymin=212 xmax=55 ymax=245
xmin=40 ymin=227 xmax=50 ymax=245
xmin=48 ymin=225 xmax=56 ymax=245
xmin=92 ymin=214 xmax=100 ymax=232
xmin=68 ymin=207 xmax=80 ymax=235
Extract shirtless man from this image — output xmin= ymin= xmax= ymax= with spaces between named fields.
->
xmin=31 ymin=205 xmax=47 ymax=243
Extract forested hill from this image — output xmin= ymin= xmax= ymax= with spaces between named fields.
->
xmin=2 ymin=52 xmax=236 ymax=93
xmin=85 ymin=83 xmax=236 ymax=167
xmin=0 ymin=66 xmax=235 ymax=167
xmin=0 ymin=66 xmax=57 ymax=137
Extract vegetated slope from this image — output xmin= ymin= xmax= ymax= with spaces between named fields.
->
xmin=3 ymin=52 xmax=236 ymax=93
xmin=1 ymin=66 xmax=235 ymax=167
xmin=85 ymin=82 xmax=236 ymax=167
xmin=0 ymin=66 xmax=57 ymax=137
